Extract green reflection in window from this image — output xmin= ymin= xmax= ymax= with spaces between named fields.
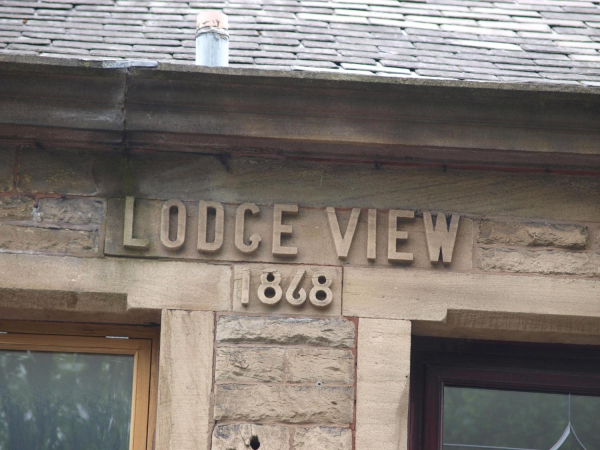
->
xmin=443 ymin=387 xmax=599 ymax=450
xmin=0 ymin=350 xmax=134 ymax=450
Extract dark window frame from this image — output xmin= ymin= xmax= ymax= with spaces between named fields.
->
xmin=409 ymin=337 xmax=600 ymax=450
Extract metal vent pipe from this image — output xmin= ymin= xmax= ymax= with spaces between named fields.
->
xmin=196 ymin=11 xmax=229 ymax=67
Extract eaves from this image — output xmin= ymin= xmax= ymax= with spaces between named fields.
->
xmin=1 ymin=55 xmax=599 ymax=170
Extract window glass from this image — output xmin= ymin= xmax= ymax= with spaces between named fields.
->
xmin=443 ymin=386 xmax=600 ymax=450
xmin=0 ymin=350 xmax=134 ymax=450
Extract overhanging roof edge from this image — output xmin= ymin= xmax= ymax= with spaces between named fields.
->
xmin=1 ymin=55 xmax=600 ymax=170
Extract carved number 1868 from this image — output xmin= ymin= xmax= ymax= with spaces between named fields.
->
xmin=250 ymin=268 xmax=333 ymax=308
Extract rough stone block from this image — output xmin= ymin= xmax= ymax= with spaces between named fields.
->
xmin=212 ymin=424 xmax=289 ymax=450
xmin=479 ymin=220 xmax=589 ymax=249
xmin=478 ymin=247 xmax=600 ymax=277
xmin=214 ymin=384 xmax=354 ymax=424
xmin=38 ymin=197 xmax=105 ymax=225
xmin=286 ymin=348 xmax=354 ymax=384
xmin=0 ymin=196 xmax=34 ymax=220
xmin=294 ymin=426 xmax=353 ymax=450
xmin=17 ymin=146 xmax=122 ymax=195
xmin=0 ymin=223 xmax=99 ymax=254
xmin=0 ymin=146 xmax=14 ymax=193
xmin=216 ymin=315 xmax=355 ymax=348
xmin=215 ymin=347 xmax=284 ymax=383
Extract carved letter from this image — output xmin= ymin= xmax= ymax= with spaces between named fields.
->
xmin=388 ymin=209 xmax=414 ymax=263
xmin=235 ymin=203 xmax=261 ymax=254
xmin=197 ymin=200 xmax=224 ymax=253
xmin=367 ymin=209 xmax=377 ymax=261
xmin=326 ymin=207 xmax=361 ymax=260
xmin=424 ymin=212 xmax=460 ymax=265
xmin=272 ymin=204 xmax=298 ymax=256
xmin=160 ymin=200 xmax=186 ymax=251
xmin=123 ymin=196 xmax=149 ymax=250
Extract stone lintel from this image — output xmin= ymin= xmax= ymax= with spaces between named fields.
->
xmin=343 ymin=267 xmax=600 ymax=321
xmin=0 ymin=252 xmax=231 ymax=312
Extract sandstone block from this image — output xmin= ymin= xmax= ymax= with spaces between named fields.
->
xmin=286 ymin=348 xmax=354 ymax=384
xmin=105 ymin=197 xmax=474 ymax=272
xmin=0 ymin=223 xmax=99 ymax=254
xmin=478 ymin=247 xmax=600 ymax=277
xmin=479 ymin=221 xmax=588 ymax=249
xmin=356 ymin=319 xmax=411 ymax=450
xmin=216 ymin=315 xmax=355 ymax=348
xmin=343 ymin=266 xmax=600 ymax=321
xmin=212 ymin=424 xmax=289 ymax=450
xmin=0 ymin=146 xmax=14 ymax=193
xmin=233 ymin=264 xmax=342 ymax=317
xmin=214 ymin=384 xmax=354 ymax=424
xmin=0 ymin=253 xmax=231 ymax=311
xmin=17 ymin=146 xmax=122 ymax=195
xmin=215 ymin=347 xmax=284 ymax=383
xmin=294 ymin=427 xmax=352 ymax=450
xmin=0 ymin=196 xmax=34 ymax=220
xmin=38 ymin=197 xmax=105 ymax=225
xmin=157 ymin=310 xmax=214 ymax=450
xmin=43 ymin=150 xmax=600 ymax=222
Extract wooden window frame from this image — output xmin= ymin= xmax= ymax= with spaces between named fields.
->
xmin=409 ymin=337 xmax=600 ymax=450
xmin=0 ymin=320 xmax=159 ymax=450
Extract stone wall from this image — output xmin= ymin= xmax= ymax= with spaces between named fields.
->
xmin=1 ymin=144 xmax=600 ymax=449
xmin=212 ymin=315 xmax=356 ymax=450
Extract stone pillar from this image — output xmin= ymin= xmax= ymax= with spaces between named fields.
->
xmin=156 ymin=310 xmax=215 ymax=450
xmin=356 ymin=318 xmax=411 ymax=450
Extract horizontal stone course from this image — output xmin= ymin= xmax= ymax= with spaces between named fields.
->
xmin=0 ymin=197 xmax=33 ymax=220
xmin=18 ymin=149 xmax=600 ymax=223
xmin=215 ymin=347 xmax=284 ymax=383
xmin=212 ymin=424 xmax=289 ymax=450
xmin=479 ymin=220 xmax=589 ymax=249
xmin=0 ymin=146 xmax=14 ymax=193
xmin=214 ymin=384 xmax=354 ymax=423
xmin=38 ymin=197 xmax=105 ymax=225
xmin=294 ymin=426 xmax=353 ymax=450
xmin=216 ymin=315 xmax=356 ymax=348
xmin=286 ymin=348 xmax=354 ymax=384
xmin=477 ymin=247 xmax=600 ymax=277
xmin=0 ymin=223 xmax=99 ymax=255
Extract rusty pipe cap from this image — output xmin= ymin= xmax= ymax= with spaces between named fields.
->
xmin=197 ymin=10 xmax=228 ymax=30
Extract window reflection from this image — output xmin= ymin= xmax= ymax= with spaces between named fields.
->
xmin=0 ymin=350 xmax=134 ymax=450
xmin=443 ymin=387 xmax=599 ymax=450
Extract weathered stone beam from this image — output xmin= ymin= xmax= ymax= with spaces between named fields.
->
xmin=0 ymin=253 xmax=231 ymax=312
xmin=2 ymin=55 xmax=600 ymax=169
xmin=343 ymin=268 xmax=600 ymax=321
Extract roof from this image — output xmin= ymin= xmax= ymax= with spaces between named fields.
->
xmin=0 ymin=1 xmax=600 ymax=87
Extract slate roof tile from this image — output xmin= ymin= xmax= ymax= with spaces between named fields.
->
xmin=0 ymin=0 xmax=599 ymax=87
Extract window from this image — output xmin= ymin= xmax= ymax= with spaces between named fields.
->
xmin=0 ymin=322 xmax=158 ymax=450
xmin=410 ymin=337 xmax=600 ymax=450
